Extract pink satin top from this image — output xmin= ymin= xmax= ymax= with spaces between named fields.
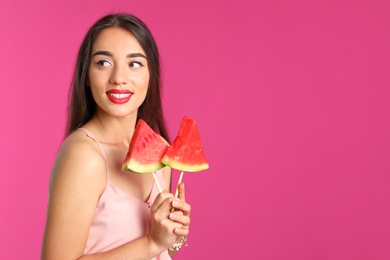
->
xmin=79 ymin=128 xmax=171 ymax=259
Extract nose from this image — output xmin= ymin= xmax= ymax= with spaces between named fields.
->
xmin=109 ymin=64 xmax=128 ymax=85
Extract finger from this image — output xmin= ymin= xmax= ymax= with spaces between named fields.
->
xmin=177 ymin=182 xmax=185 ymax=202
xmin=174 ymin=227 xmax=190 ymax=236
xmin=151 ymin=191 xmax=173 ymax=212
xmin=169 ymin=212 xmax=190 ymax=226
xmin=170 ymin=210 xmax=183 ymax=217
xmin=172 ymin=200 xmax=191 ymax=216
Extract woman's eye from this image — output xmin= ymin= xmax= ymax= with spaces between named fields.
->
xmin=130 ymin=61 xmax=143 ymax=69
xmin=97 ymin=60 xmax=111 ymax=67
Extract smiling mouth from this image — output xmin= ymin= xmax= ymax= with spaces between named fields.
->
xmin=108 ymin=93 xmax=131 ymax=98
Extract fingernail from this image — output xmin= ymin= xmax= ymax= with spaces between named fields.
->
xmin=172 ymin=200 xmax=181 ymax=208
xmin=169 ymin=213 xmax=176 ymax=220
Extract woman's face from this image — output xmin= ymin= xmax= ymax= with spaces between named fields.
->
xmin=88 ymin=27 xmax=150 ymax=119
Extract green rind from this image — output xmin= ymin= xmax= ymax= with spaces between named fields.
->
xmin=122 ymin=158 xmax=166 ymax=174
xmin=161 ymin=155 xmax=209 ymax=172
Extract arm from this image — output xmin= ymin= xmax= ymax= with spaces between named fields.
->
xmin=42 ymin=135 xmax=189 ymax=260
xmin=42 ymin=134 xmax=106 ymax=259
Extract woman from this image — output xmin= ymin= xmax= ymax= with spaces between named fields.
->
xmin=42 ymin=13 xmax=191 ymax=259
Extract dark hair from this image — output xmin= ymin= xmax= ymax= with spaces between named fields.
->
xmin=66 ymin=13 xmax=169 ymax=141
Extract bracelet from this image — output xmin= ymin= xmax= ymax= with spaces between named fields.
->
xmin=168 ymin=236 xmax=188 ymax=251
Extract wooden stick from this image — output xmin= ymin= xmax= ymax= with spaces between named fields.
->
xmin=152 ymin=172 xmax=163 ymax=193
xmin=174 ymin=171 xmax=185 ymax=198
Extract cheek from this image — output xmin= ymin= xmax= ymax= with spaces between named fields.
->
xmin=89 ymin=74 xmax=108 ymax=93
xmin=139 ymin=77 xmax=150 ymax=103
xmin=88 ymin=70 xmax=96 ymax=88
xmin=135 ymin=72 xmax=150 ymax=91
xmin=140 ymin=70 xmax=150 ymax=85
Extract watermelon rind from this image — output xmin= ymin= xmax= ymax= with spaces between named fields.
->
xmin=121 ymin=159 xmax=166 ymax=174
xmin=161 ymin=156 xmax=209 ymax=172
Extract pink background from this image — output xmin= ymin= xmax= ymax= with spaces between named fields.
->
xmin=1 ymin=0 xmax=389 ymax=259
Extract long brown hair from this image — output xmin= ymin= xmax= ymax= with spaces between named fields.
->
xmin=66 ymin=13 xmax=169 ymax=141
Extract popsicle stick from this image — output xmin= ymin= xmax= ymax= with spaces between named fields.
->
xmin=174 ymin=171 xmax=185 ymax=198
xmin=152 ymin=172 xmax=163 ymax=193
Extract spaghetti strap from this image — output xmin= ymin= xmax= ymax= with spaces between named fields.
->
xmin=78 ymin=128 xmax=107 ymax=160
xmin=78 ymin=128 xmax=109 ymax=184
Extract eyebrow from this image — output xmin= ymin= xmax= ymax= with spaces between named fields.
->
xmin=92 ymin=51 xmax=147 ymax=59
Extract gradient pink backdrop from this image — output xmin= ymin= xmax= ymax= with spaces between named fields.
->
xmin=1 ymin=0 xmax=389 ymax=259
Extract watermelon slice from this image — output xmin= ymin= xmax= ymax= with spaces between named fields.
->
xmin=161 ymin=116 xmax=209 ymax=172
xmin=121 ymin=119 xmax=169 ymax=173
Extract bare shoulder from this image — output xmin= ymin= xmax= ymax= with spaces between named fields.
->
xmin=58 ymin=130 xmax=104 ymax=161
xmin=50 ymin=130 xmax=106 ymax=195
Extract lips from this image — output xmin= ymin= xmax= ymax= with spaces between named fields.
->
xmin=106 ymin=89 xmax=132 ymax=104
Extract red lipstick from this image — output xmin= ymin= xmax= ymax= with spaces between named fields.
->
xmin=106 ymin=89 xmax=132 ymax=104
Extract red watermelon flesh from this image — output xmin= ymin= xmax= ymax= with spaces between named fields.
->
xmin=161 ymin=116 xmax=209 ymax=172
xmin=121 ymin=119 xmax=169 ymax=173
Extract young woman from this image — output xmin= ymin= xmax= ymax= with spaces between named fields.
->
xmin=42 ymin=13 xmax=191 ymax=259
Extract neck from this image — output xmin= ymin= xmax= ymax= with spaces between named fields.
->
xmin=86 ymin=111 xmax=138 ymax=147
